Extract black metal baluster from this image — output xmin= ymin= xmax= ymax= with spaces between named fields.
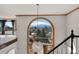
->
xmin=71 ymin=30 xmax=74 ymax=54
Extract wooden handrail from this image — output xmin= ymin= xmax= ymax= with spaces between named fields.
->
xmin=0 ymin=38 xmax=17 ymax=50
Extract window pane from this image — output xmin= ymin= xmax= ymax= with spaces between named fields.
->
xmin=4 ymin=21 xmax=13 ymax=35
xmin=29 ymin=19 xmax=52 ymax=43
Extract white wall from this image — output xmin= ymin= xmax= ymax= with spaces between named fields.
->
xmin=67 ymin=9 xmax=79 ymax=35
xmin=16 ymin=15 xmax=67 ymax=54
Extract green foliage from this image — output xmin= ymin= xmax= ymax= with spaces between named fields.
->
xmin=37 ymin=29 xmax=46 ymax=37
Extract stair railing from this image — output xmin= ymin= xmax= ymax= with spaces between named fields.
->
xmin=0 ymin=38 xmax=17 ymax=50
xmin=47 ymin=30 xmax=79 ymax=54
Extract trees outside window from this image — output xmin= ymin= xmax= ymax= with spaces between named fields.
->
xmin=29 ymin=19 xmax=53 ymax=43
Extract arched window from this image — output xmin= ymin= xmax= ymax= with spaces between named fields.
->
xmin=27 ymin=17 xmax=55 ymax=54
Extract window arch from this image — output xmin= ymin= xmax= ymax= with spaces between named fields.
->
xmin=27 ymin=17 xmax=55 ymax=54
